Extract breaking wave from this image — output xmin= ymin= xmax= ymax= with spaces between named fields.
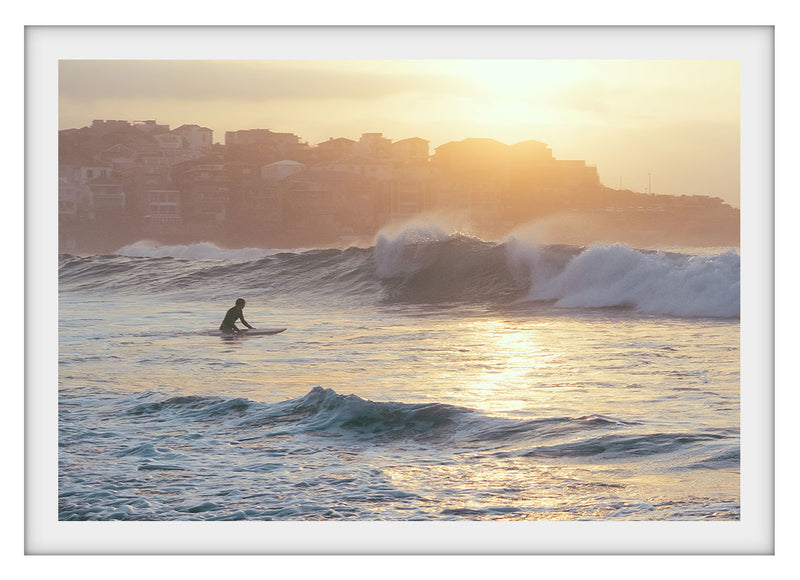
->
xmin=507 ymin=239 xmax=740 ymax=318
xmin=58 ymin=226 xmax=740 ymax=318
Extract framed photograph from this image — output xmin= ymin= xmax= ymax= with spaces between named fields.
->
xmin=26 ymin=25 xmax=773 ymax=555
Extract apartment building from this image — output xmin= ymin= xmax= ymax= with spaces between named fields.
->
xmin=173 ymin=124 xmax=213 ymax=150
xmin=391 ymin=137 xmax=430 ymax=165
xmin=357 ymin=133 xmax=392 ymax=160
xmin=315 ymin=137 xmax=357 ymax=163
xmin=173 ymin=163 xmax=231 ymax=229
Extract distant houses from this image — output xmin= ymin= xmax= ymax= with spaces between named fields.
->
xmin=316 ymin=137 xmax=356 ymax=162
xmin=173 ymin=124 xmax=213 ymax=151
xmin=58 ymin=118 xmax=734 ymax=253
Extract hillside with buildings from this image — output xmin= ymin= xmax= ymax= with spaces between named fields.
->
xmin=58 ymin=119 xmax=740 ymax=254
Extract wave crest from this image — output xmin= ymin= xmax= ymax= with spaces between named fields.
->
xmin=116 ymin=387 xmax=736 ymax=460
xmin=514 ymin=242 xmax=740 ymax=317
xmin=59 ymin=229 xmax=740 ymax=318
xmin=116 ymin=240 xmax=281 ymax=261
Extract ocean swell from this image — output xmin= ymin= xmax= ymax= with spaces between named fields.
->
xmin=58 ymin=230 xmax=740 ymax=318
xmin=93 ymin=386 xmax=736 ymax=463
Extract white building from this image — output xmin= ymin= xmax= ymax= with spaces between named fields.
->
xmin=155 ymin=133 xmax=184 ymax=150
xmin=261 ymin=160 xmax=306 ymax=182
xmin=77 ymin=165 xmax=114 ymax=184
xmin=145 ymin=190 xmax=182 ymax=225
xmin=173 ymin=124 xmax=213 ymax=150
xmin=98 ymin=144 xmax=137 ymax=171
xmin=88 ymin=175 xmax=126 ymax=213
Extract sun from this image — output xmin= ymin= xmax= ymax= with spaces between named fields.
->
xmin=437 ymin=60 xmax=589 ymax=99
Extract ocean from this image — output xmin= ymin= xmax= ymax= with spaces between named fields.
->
xmin=58 ymin=225 xmax=740 ymax=521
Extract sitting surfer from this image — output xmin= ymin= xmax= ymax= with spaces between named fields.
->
xmin=219 ymin=298 xmax=254 ymax=334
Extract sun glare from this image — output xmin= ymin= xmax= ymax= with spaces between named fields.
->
xmin=453 ymin=319 xmax=557 ymax=416
xmin=435 ymin=60 xmax=586 ymax=99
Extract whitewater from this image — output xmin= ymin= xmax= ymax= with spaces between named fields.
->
xmin=58 ymin=227 xmax=740 ymax=521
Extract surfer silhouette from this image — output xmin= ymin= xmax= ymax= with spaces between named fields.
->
xmin=220 ymin=298 xmax=254 ymax=334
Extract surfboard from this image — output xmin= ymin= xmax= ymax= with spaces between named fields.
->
xmin=219 ymin=327 xmax=287 ymax=337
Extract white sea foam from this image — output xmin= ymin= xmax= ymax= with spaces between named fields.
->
xmin=115 ymin=241 xmax=281 ymax=261
xmin=509 ymin=241 xmax=740 ymax=318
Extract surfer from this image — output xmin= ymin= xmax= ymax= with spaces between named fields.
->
xmin=219 ymin=298 xmax=254 ymax=334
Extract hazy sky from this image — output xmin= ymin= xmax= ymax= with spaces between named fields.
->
xmin=59 ymin=59 xmax=740 ymax=207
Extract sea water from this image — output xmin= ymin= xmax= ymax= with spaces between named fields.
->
xmin=58 ymin=228 xmax=740 ymax=521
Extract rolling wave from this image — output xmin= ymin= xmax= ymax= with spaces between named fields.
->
xmin=110 ymin=386 xmax=737 ymax=465
xmin=59 ymin=226 xmax=740 ymax=318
